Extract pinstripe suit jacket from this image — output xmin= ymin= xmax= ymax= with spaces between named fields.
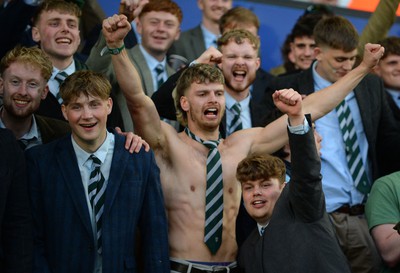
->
xmin=26 ymin=131 xmax=169 ymax=273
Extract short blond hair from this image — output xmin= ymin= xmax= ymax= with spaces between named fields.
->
xmin=60 ymin=71 xmax=111 ymax=105
xmin=0 ymin=46 xmax=52 ymax=81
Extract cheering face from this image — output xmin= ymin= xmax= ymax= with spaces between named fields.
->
xmin=62 ymin=93 xmax=112 ymax=152
xmin=32 ymin=10 xmax=80 ymax=63
xmin=241 ymin=178 xmax=285 ymax=225
xmin=290 ymin=36 xmax=317 ymax=71
xmin=219 ymin=39 xmax=260 ymax=96
xmin=198 ymin=0 xmax=232 ymax=24
xmin=315 ymin=47 xmax=358 ymax=83
xmin=0 ymin=62 xmax=48 ymax=120
xmin=180 ymin=81 xmax=225 ymax=131
xmin=374 ymin=54 xmax=400 ymax=91
xmin=137 ymin=11 xmax=181 ymax=58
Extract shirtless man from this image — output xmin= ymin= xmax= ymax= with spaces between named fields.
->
xmin=101 ymin=12 xmax=384 ymax=272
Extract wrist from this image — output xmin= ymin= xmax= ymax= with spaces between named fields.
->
xmin=107 ymin=44 xmax=125 ymax=55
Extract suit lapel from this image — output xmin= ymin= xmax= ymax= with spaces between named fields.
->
xmin=130 ymin=46 xmax=155 ymax=96
xmin=191 ymin=26 xmax=206 ymax=58
xmin=353 ymin=81 xmax=373 ymax=144
xmin=56 ymin=137 xmax=93 ymax=238
xmin=103 ymin=134 xmax=128 ymax=216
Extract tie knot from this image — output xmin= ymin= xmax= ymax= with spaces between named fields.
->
xmin=55 ymin=71 xmax=68 ymax=85
xmin=203 ymin=140 xmax=219 ymax=150
xmin=231 ymin=103 xmax=241 ymax=114
xmin=89 ymin=154 xmax=101 ymax=167
xmin=155 ymin=64 xmax=164 ymax=75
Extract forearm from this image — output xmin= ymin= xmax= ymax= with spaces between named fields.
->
xmin=372 ymin=224 xmax=400 ymax=268
xmin=303 ymin=62 xmax=370 ymax=120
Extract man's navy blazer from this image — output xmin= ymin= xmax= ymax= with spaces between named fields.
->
xmin=26 ymin=131 xmax=170 ymax=273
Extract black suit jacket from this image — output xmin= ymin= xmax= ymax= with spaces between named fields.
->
xmin=0 ymin=128 xmax=32 ymax=273
xmin=264 ymin=67 xmax=400 ymax=177
xmin=385 ymin=91 xmax=400 ymax=127
xmin=35 ymin=115 xmax=70 ymax=144
xmin=238 ymin=127 xmax=351 ymax=273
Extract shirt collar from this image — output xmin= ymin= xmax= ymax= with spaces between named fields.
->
xmin=72 ymin=131 xmax=113 ymax=168
xmin=225 ymin=90 xmax=251 ymax=110
xmin=51 ymin=59 xmax=76 ymax=79
xmin=139 ymin=44 xmax=167 ymax=71
xmin=201 ymin=24 xmax=219 ymax=49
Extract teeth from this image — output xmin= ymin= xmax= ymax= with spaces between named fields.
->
xmin=15 ymin=100 xmax=28 ymax=105
xmin=253 ymin=200 xmax=264 ymax=205
xmin=56 ymin=38 xmax=71 ymax=44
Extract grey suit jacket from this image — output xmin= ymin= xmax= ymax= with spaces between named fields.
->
xmin=238 ymin=127 xmax=351 ymax=273
xmin=169 ymin=25 xmax=206 ymax=63
xmin=87 ymin=34 xmax=175 ymax=131
xmin=265 ymin=67 xmax=400 ymax=177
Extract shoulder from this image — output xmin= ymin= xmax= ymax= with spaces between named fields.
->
xmin=0 ymin=128 xmax=16 ymax=144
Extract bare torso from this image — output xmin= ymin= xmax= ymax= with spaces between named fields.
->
xmin=156 ymin=124 xmax=258 ymax=262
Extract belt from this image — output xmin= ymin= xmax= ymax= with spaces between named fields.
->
xmin=170 ymin=261 xmax=240 ymax=273
xmin=334 ymin=204 xmax=364 ymax=216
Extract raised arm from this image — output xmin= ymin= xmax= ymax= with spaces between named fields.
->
xmin=248 ymin=44 xmax=383 ymax=156
xmin=103 ymin=14 xmax=166 ymax=149
xmin=303 ymin=43 xmax=384 ymax=119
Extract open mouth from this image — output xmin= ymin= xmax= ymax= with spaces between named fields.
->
xmin=56 ymin=37 xmax=72 ymax=45
xmin=233 ymin=70 xmax=247 ymax=81
xmin=14 ymin=99 xmax=29 ymax=106
xmin=204 ymin=107 xmax=218 ymax=117
xmin=80 ymin=122 xmax=97 ymax=129
xmin=252 ymin=200 xmax=267 ymax=208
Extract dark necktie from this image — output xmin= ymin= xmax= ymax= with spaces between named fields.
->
xmin=88 ymin=155 xmax=106 ymax=254
xmin=229 ymin=103 xmax=243 ymax=135
xmin=54 ymin=71 xmax=68 ymax=104
xmin=336 ymin=100 xmax=370 ymax=194
xmin=155 ymin=64 xmax=165 ymax=89
xmin=185 ymin=127 xmax=223 ymax=254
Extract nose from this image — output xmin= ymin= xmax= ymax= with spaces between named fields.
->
xmin=343 ymin=59 xmax=354 ymax=71
xmin=18 ymin=83 xmax=29 ymax=95
xmin=82 ymin=106 xmax=93 ymax=119
xmin=304 ymin=46 xmax=313 ymax=57
xmin=252 ymin=186 xmax=262 ymax=196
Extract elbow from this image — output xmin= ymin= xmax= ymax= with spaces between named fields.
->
xmin=381 ymin=251 xmax=400 ymax=268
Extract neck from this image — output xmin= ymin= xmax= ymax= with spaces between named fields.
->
xmin=225 ymin=87 xmax=250 ymax=102
xmin=186 ymin=125 xmax=220 ymax=141
xmin=143 ymin=46 xmax=167 ymax=62
xmin=1 ymin=109 xmax=33 ymax=139
xmin=50 ymin=56 xmax=74 ymax=71
xmin=202 ymin=18 xmax=220 ymax=35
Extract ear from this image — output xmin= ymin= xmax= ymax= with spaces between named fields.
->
xmin=314 ymin=47 xmax=323 ymax=61
xmin=107 ymin=97 xmax=113 ymax=115
xmin=255 ymin=57 xmax=261 ymax=70
xmin=174 ymin=27 xmax=181 ymax=41
xmin=197 ymin=0 xmax=204 ymax=10
xmin=61 ymin=104 xmax=68 ymax=121
xmin=136 ymin=19 xmax=143 ymax=36
xmin=180 ymin=96 xmax=189 ymax=112
xmin=41 ymin=85 xmax=49 ymax=100
xmin=32 ymin=26 xmax=41 ymax=43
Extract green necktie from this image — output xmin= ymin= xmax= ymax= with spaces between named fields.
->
xmin=88 ymin=155 xmax=106 ymax=254
xmin=336 ymin=100 xmax=370 ymax=194
xmin=54 ymin=71 xmax=68 ymax=104
xmin=229 ymin=102 xmax=243 ymax=135
xmin=185 ymin=127 xmax=223 ymax=254
xmin=155 ymin=64 xmax=165 ymax=89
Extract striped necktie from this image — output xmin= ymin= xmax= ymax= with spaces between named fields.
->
xmin=336 ymin=100 xmax=370 ymax=194
xmin=229 ymin=103 xmax=243 ymax=135
xmin=54 ymin=71 xmax=68 ymax=104
xmin=184 ymin=127 xmax=223 ymax=254
xmin=88 ymin=155 xmax=106 ymax=254
xmin=155 ymin=64 xmax=165 ymax=89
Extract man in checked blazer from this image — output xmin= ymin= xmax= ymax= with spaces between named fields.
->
xmin=26 ymin=71 xmax=169 ymax=273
